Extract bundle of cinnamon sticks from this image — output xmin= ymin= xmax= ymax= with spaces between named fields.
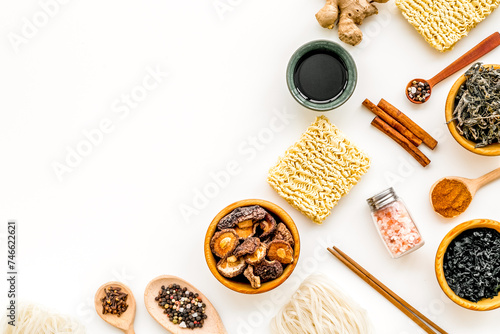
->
xmin=362 ymin=99 xmax=437 ymax=167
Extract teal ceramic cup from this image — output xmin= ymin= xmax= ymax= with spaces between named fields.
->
xmin=286 ymin=40 xmax=357 ymax=111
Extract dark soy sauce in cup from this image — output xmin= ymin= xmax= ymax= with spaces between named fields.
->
xmin=293 ymin=50 xmax=348 ymax=104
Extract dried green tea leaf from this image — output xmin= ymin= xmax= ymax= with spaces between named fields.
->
xmin=451 ymin=63 xmax=500 ymax=148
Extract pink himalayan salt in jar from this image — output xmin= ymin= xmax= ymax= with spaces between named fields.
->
xmin=367 ymin=188 xmax=424 ymax=258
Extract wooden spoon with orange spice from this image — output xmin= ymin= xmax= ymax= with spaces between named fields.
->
xmin=430 ymin=167 xmax=500 ymax=218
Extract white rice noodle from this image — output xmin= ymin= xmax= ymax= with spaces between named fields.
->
xmin=1 ymin=302 xmax=86 ymax=334
xmin=270 ymin=274 xmax=372 ymax=334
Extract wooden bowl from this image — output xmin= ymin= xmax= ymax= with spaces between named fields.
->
xmin=445 ymin=64 xmax=500 ymax=156
xmin=204 ymin=199 xmax=300 ymax=294
xmin=435 ymin=219 xmax=500 ymax=311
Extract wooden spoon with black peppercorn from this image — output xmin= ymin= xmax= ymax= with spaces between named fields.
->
xmin=144 ymin=275 xmax=228 ymax=334
xmin=406 ymin=32 xmax=500 ymax=104
xmin=95 ymin=281 xmax=136 ymax=334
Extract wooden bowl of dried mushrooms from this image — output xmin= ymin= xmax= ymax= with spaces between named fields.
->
xmin=445 ymin=64 xmax=500 ymax=156
xmin=204 ymin=199 xmax=300 ymax=294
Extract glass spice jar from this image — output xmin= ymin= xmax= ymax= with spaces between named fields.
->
xmin=366 ymin=188 xmax=424 ymax=258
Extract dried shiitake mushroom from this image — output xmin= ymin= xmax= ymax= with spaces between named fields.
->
xmin=217 ymin=205 xmax=267 ymax=230
xmin=244 ymin=265 xmax=261 ymax=289
xmin=254 ymin=259 xmax=283 ymax=282
xmin=260 ymin=236 xmax=272 ymax=248
xmin=273 ymin=223 xmax=294 ymax=247
xmin=259 ymin=213 xmax=277 ymax=238
xmin=237 ymin=220 xmax=253 ymax=228
xmin=244 ymin=244 xmax=267 ymax=265
xmin=210 ymin=204 xmax=296 ymax=288
xmin=210 ymin=229 xmax=239 ymax=258
xmin=233 ymin=237 xmax=260 ymax=258
xmin=267 ymin=240 xmax=294 ymax=264
xmin=217 ymin=255 xmax=247 ymax=278
xmin=234 ymin=223 xmax=258 ymax=240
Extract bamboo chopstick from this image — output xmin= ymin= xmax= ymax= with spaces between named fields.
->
xmin=327 ymin=246 xmax=447 ymax=334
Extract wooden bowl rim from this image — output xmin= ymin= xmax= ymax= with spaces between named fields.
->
xmin=204 ymin=199 xmax=300 ymax=294
xmin=445 ymin=64 xmax=500 ymax=156
xmin=435 ymin=219 xmax=500 ymax=311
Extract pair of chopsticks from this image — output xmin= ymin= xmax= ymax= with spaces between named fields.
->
xmin=328 ymin=246 xmax=447 ymax=334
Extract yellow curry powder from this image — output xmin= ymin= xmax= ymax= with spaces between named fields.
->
xmin=431 ymin=179 xmax=472 ymax=218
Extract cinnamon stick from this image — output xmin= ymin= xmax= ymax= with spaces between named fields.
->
xmin=362 ymin=99 xmax=423 ymax=147
xmin=378 ymin=99 xmax=438 ymax=150
xmin=371 ymin=116 xmax=431 ymax=167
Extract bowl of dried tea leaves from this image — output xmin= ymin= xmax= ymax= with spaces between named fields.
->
xmin=446 ymin=63 xmax=500 ymax=156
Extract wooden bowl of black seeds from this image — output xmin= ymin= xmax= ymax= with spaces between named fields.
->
xmin=435 ymin=219 xmax=500 ymax=311
xmin=204 ymin=199 xmax=300 ymax=294
xmin=445 ymin=64 xmax=500 ymax=156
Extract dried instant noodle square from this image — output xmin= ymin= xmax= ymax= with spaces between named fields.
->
xmin=396 ymin=0 xmax=500 ymax=52
xmin=268 ymin=116 xmax=370 ymax=224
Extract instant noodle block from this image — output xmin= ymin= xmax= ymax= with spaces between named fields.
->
xmin=268 ymin=116 xmax=370 ymax=224
xmin=396 ymin=0 xmax=500 ymax=52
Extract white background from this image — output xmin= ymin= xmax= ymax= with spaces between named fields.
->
xmin=1 ymin=0 xmax=500 ymax=333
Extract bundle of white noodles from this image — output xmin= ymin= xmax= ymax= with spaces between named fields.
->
xmin=271 ymin=274 xmax=372 ymax=334
xmin=1 ymin=302 xmax=86 ymax=334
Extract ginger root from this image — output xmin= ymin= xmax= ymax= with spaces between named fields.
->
xmin=316 ymin=0 xmax=388 ymax=46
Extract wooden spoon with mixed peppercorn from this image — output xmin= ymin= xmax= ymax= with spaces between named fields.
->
xmin=94 ymin=281 xmax=136 ymax=334
xmin=144 ymin=275 xmax=228 ymax=334
xmin=405 ymin=32 xmax=500 ymax=104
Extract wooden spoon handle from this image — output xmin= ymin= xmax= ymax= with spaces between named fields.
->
xmin=123 ymin=327 xmax=135 ymax=334
xmin=475 ymin=166 xmax=500 ymax=190
xmin=427 ymin=32 xmax=500 ymax=87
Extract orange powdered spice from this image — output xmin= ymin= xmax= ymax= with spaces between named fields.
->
xmin=431 ymin=179 xmax=472 ymax=218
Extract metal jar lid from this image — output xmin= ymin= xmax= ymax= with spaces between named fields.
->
xmin=366 ymin=187 xmax=398 ymax=211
